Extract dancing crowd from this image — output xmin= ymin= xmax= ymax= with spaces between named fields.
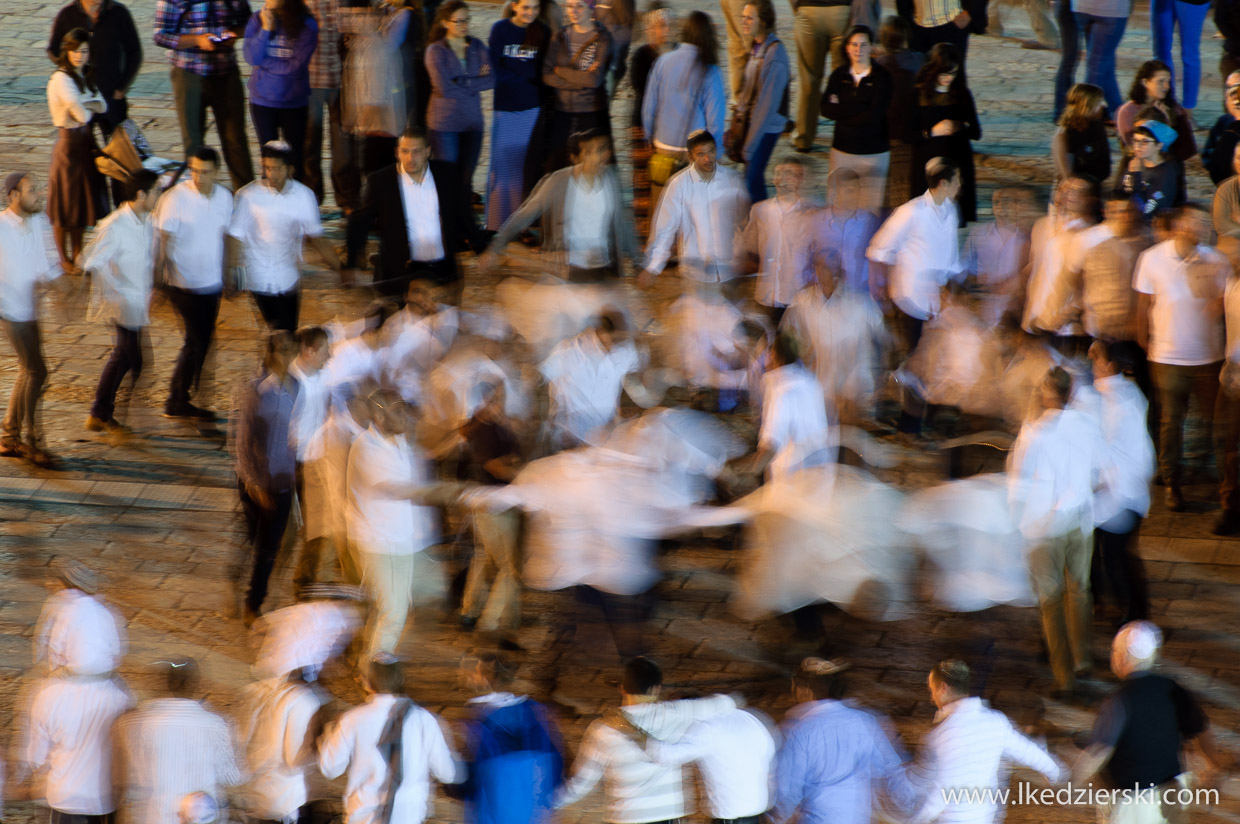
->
xmin=6 ymin=0 xmax=1240 ymax=821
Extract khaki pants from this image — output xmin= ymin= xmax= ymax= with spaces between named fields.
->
xmin=793 ymin=5 xmax=852 ymax=151
xmin=1097 ymin=777 xmax=1191 ymax=824
xmin=720 ymin=0 xmax=751 ymax=97
xmin=461 ymin=507 xmax=523 ymax=632
xmin=359 ymin=550 xmax=444 ymax=657
xmin=1026 ymin=527 xmax=1093 ymax=690
xmin=990 ymin=0 xmax=1060 ymax=47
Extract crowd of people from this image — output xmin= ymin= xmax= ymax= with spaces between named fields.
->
xmin=6 ymin=0 xmax=1240 ymax=821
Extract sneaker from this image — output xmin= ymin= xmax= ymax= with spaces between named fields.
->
xmin=85 ymin=415 xmax=129 ymax=435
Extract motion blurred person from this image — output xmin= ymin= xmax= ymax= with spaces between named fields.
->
xmin=1080 ymin=195 xmax=1151 ymax=345
xmin=961 ymin=186 xmax=1031 ymax=327
xmin=34 ymin=557 xmax=125 ymax=678
xmin=750 ymin=332 xmax=833 ymax=480
xmin=737 ymin=154 xmax=814 ymax=321
xmin=1216 ymin=230 xmax=1240 ymax=535
xmin=289 ymin=326 xmax=334 ymax=594
xmin=803 ymin=168 xmax=881 ymax=299
xmin=538 ymin=311 xmax=641 ymax=448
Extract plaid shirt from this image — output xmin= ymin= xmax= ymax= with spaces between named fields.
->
xmin=154 ymin=0 xmax=252 ymax=76
xmin=308 ymin=0 xmax=341 ymax=89
xmin=914 ymin=0 xmax=962 ymax=26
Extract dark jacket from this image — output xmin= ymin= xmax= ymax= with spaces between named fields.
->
xmin=48 ymin=0 xmax=143 ymax=98
xmin=1203 ymin=113 xmax=1240 ymax=186
xmin=542 ymin=22 xmax=612 ymax=113
xmin=820 ymin=62 xmax=894 ymax=155
xmin=1218 ymin=0 xmax=1240 ymax=58
xmin=346 ymin=160 xmax=487 ymax=283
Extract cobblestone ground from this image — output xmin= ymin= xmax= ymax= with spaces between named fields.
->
xmin=3 ymin=1 xmax=1240 ymax=822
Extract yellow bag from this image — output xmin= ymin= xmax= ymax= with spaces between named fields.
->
xmin=648 ymin=152 xmax=683 ymax=186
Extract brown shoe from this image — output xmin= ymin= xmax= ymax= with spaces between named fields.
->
xmin=1165 ymin=486 xmax=1187 ymax=512
xmin=85 ymin=415 xmax=108 ymax=432
xmin=21 ymin=443 xmax=57 ymax=469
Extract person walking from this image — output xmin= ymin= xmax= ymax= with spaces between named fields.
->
xmin=244 ymin=0 xmax=320 ymax=181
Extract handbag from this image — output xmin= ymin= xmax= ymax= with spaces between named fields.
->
xmin=724 ymin=38 xmax=780 ymax=164
xmin=647 ymin=151 xmax=681 ymax=186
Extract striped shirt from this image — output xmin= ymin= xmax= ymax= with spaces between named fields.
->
xmin=307 ymin=0 xmax=342 ymax=89
xmin=115 ymin=698 xmax=245 ymax=824
xmin=556 ymin=695 xmax=737 ymax=824
xmin=914 ymin=0 xmax=963 ymax=27
xmin=154 ymin=0 xmax=253 ymax=76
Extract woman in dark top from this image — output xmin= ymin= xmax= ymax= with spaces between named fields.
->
xmin=487 ymin=0 xmax=551 ymax=230
xmin=541 ymin=0 xmax=613 ymax=173
xmin=908 ymin=43 xmax=980 ymax=226
xmin=1052 ymin=82 xmax=1111 ymax=184
xmin=628 ymin=2 xmax=675 ymax=240
xmin=874 ymin=14 xmax=923 ymax=210
xmin=821 ymin=25 xmax=893 ymax=214
xmin=1115 ymin=122 xmax=1182 ymax=219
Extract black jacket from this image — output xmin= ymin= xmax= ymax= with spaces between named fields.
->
xmin=48 ymin=0 xmax=143 ymax=98
xmin=345 ymin=160 xmax=487 ymax=283
xmin=820 ymin=63 xmax=894 ymax=155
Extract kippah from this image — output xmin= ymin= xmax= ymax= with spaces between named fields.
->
xmin=4 ymin=172 xmax=27 ymax=197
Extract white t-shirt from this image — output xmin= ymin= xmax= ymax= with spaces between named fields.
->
xmin=228 ymin=179 xmax=323 ymax=295
xmin=1133 ymin=239 xmax=1227 ymax=366
xmin=154 ymin=180 xmax=233 ymax=293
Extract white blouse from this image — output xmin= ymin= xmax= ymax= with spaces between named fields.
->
xmin=47 ymin=70 xmax=105 ymax=128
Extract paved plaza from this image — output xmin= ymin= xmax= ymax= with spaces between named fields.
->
xmin=2 ymin=0 xmax=1240 ymax=821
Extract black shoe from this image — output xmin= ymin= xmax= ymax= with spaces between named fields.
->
xmin=1214 ymin=511 xmax=1240 ymax=536
xmin=459 ymin=614 xmax=478 ymax=632
xmin=163 ymin=403 xmax=218 ymax=421
xmin=497 ymin=636 xmax=525 ymax=653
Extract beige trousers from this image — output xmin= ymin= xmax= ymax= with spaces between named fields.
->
xmin=461 ymin=507 xmax=523 ymax=632
xmin=793 ymin=5 xmax=852 ymax=151
xmin=359 ymin=550 xmax=444 ymax=657
xmin=1026 ymin=527 xmax=1093 ymax=690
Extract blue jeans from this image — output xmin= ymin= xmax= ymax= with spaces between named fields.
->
xmin=1151 ymin=0 xmax=1211 ymax=109
xmin=1053 ymin=0 xmax=1080 ymax=120
xmin=1076 ymin=13 xmax=1128 ymax=115
xmin=745 ymin=130 xmax=781 ymax=204
xmin=428 ymin=128 xmax=484 ymax=194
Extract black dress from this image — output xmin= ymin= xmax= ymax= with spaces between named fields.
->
xmin=1064 ymin=119 xmax=1112 ymax=185
xmin=908 ymin=87 xmax=981 ymax=225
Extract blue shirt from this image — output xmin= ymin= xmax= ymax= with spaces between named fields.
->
xmin=641 ymin=44 xmax=726 ymax=152
xmin=236 ymin=372 xmax=298 ymax=492
xmin=807 ymin=208 xmax=880 ymax=295
xmin=243 ymin=12 xmax=318 ymax=108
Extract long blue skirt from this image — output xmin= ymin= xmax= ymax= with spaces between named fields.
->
xmin=486 ymin=107 xmax=540 ymax=231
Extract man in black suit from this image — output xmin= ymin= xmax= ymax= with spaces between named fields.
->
xmin=346 ymin=127 xmax=488 ymax=303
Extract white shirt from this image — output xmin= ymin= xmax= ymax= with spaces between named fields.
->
xmin=81 ymin=203 xmax=156 ymax=329
xmin=34 ymin=588 xmax=126 ymax=677
xmin=47 ymin=71 xmax=104 ymax=128
xmin=565 ymin=172 xmax=616 ymax=269
xmin=1022 ymin=217 xmax=1096 ymax=335
xmin=759 ymin=362 xmax=834 ymax=479
xmin=229 ymin=179 xmax=323 ymax=295
xmin=539 ymin=332 xmax=641 ymax=444
xmin=911 ymin=697 xmax=1062 ymax=824
xmin=398 ymin=167 xmax=445 ymax=262
xmin=1087 ymin=375 xmax=1155 ymax=527
xmin=783 ymin=286 xmax=887 ymax=410
xmin=115 ymin=698 xmax=244 ymax=824
xmin=346 ymin=425 xmax=437 ymax=556
xmin=740 ymin=196 xmax=814 ymax=308
xmin=154 ymin=180 xmax=233 ymax=293
xmin=1134 ymin=239 xmax=1228 ymax=366
xmin=867 ymin=191 xmax=962 ymax=320
xmin=646 ymin=164 xmax=751 ymax=282
xmin=289 ymin=360 xmax=329 ymax=462
xmin=26 ymin=676 xmax=134 ymax=815
xmin=318 ymin=694 xmax=457 ymax=824
xmin=644 ymin=708 xmax=776 ymax=818
xmin=1007 ymin=407 xmax=1103 ymax=540
xmin=238 ymin=678 xmax=325 ymax=820
xmin=0 ymin=209 xmax=63 ymax=322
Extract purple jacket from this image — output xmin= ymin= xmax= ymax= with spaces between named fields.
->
xmin=425 ymin=37 xmax=495 ymax=132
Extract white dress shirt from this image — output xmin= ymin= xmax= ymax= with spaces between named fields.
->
xmin=346 ymin=425 xmax=437 ymax=556
xmin=47 ymin=71 xmax=104 ymax=128
xmin=26 ymin=676 xmax=135 ymax=815
xmin=1134 ymin=239 xmax=1228 ymax=366
xmin=759 ymin=362 xmax=834 ymax=479
xmin=238 ymin=678 xmax=325 ymax=821
xmin=289 ymin=359 xmax=329 ymax=462
xmin=1007 ymin=407 xmax=1103 ymax=541
xmin=672 ymin=292 xmax=745 ymax=390
xmin=867 ymin=191 xmax=962 ymax=320
xmin=81 ymin=203 xmax=156 ymax=329
xmin=646 ymin=164 xmax=751 ymax=282
xmin=0 ymin=210 xmax=63 ymax=323
xmin=1088 ymin=375 xmax=1155 ymax=529
xmin=229 ymin=179 xmax=324 ymax=295
xmin=911 ymin=697 xmax=1062 ymax=824
xmin=154 ymin=180 xmax=233 ymax=293
xmin=783 ymin=286 xmax=887 ymax=414
xmin=645 ymin=707 xmax=776 ymax=819
xmin=115 ymin=698 xmax=243 ymax=824
xmin=740 ymin=196 xmax=814 ymax=308
xmin=539 ymin=332 xmax=641 ymax=444
xmin=398 ymin=167 xmax=445 ymax=262
xmin=34 ymin=588 xmax=126 ymax=677
xmin=565 ymin=172 xmax=616 ymax=269
xmin=318 ymin=694 xmax=457 ymax=824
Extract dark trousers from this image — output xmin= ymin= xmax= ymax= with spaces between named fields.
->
xmin=1093 ymin=517 xmax=1150 ymax=624
xmin=1053 ymin=0 xmax=1080 ymax=119
xmin=574 ymin=585 xmax=656 ymax=659
xmin=1 ymin=319 xmax=47 ymax=446
xmin=166 ymin=287 xmax=221 ymax=409
xmin=239 ymin=479 xmax=295 ymax=613
xmin=566 ymin=265 xmax=619 ymax=284
xmin=51 ymin=812 xmax=113 ymax=824
xmin=91 ymin=324 xmax=143 ymax=422
xmin=896 ymin=309 xmax=928 ymax=434
xmin=305 ymin=87 xmax=360 ymax=211
xmin=1150 ymin=360 xmax=1221 ymax=489
xmin=375 ymin=260 xmax=455 ymax=304
xmin=1217 ymin=381 xmax=1240 ymax=514
xmin=252 ymin=290 xmax=301 ymax=333
xmin=911 ymin=20 xmax=970 ymax=61
xmin=427 ymin=128 xmax=484 ymax=195
xmin=714 ymin=817 xmax=764 ymax=824
xmin=170 ymin=66 xmax=254 ymax=191
xmin=250 ymin=103 xmax=310 ymax=182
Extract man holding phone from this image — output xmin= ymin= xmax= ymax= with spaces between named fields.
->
xmin=154 ymin=0 xmax=255 ymax=191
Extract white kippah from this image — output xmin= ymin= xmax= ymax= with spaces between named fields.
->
xmin=925 ymin=157 xmax=949 ymax=177
xmin=263 ymin=139 xmax=292 ymax=153
xmin=1115 ymin=620 xmax=1162 ymax=661
xmin=179 ymin=793 xmax=217 ymax=824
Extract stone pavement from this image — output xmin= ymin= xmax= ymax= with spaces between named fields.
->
xmin=3 ymin=1 xmax=1240 ymax=823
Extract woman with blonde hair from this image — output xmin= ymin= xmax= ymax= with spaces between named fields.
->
xmin=1052 ymin=83 xmax=1111 ymax=183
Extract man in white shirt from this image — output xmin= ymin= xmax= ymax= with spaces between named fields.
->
xmin=228 ymin=141 xmax=342 ymax=332
xmin=737 ymin=154 xmax=814 ymax=320
xmin=556 ymin=657 xmax=740 ymax=824
xmin=909 ymin=659 xmax=1062 ymax=824
xmin=34 ymin=557 xmax=126 ymax=678
xmin=539 ymin=312 xmax=642 ymax=449
xmin=1008 ymin=367 xmax=1103 ymax=697
xmin=0 ymin=172 xmax=68 ymax=468
xmin=155 ymin=146 xmax=233 ymax=421
xmin=288 ymin=325 xmax=335 ymax=596
xmin=640 ymin=130 xmax=752 ymax=289
xmin=318 ymin=659 xmax=458 ymax=824
xmin=1022 ymin=177 xmax=1098 ymax=339
xmin=346 ymin=389 xmax=464 ymax=659
xmin=82 ymin=170 xmax=161 ymax=436
xmin=1135 ymin=203 xmax=1228 ymax=511
xmin=751 ymin=332 xmax=834 ymax=480
xmin=114 ymin=659 xmax=244 ymax=824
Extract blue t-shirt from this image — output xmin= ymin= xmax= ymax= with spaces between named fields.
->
xmin=488 ymin=18 xmax=549 ymax=112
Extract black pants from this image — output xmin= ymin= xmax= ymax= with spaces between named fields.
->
xmin=166 ymin=287 xmax=221 ymax=409
xmin=239 ymin=479 xmax=295 ymax=613
xmin=714 ymin=817 xmax=764 ymax=824
xmin=1054 ymin=0 xmax=1081 ymax=119
xmin=51 ymin=812 xmax=113 ymax=824
xmin=91 ymin=324 xmax=143 ymax=421
xmin=911 ymin=20 xmax=970 ymax=61
xmin=251 ymin=103 xmax=310 ymax=182
xmin=574 ymin=585 xmax=656 ymax=659
xmin=1 ymin=319 xmax=47 ymax=446
xmin=566 ymin=265 xmax=619 ymax=284
xmin=252 ymin=290 xmax=301 ymax=333
xmin=305 ymin=87 xmax=360 ymax=211
xmin=1093 ymin=517 xmax=1150 ymax=624
xmin=374 ymin=260 xmax=455 ymax=304
xmin=170 ymin=66 xmax=254 ymax=191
